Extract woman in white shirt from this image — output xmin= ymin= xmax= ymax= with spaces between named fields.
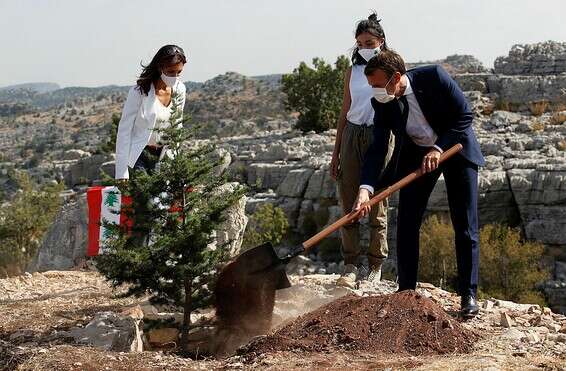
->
xmin=115 ymin=44 xmax=187 ymax=180
xmin=331 ymin=14 xmax=393 ymax=288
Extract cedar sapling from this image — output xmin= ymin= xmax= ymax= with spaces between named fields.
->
xmin=96 ymin=90 xmax=246 ymax=354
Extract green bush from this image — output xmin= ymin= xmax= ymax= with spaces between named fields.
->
xmin=282 ymin=56 xmax=350 ymax=133
xmin=242 ymin=203 xmax=289 ymax=250
xmin=0 ymin=172 xmax=63 ymax=277
xmin=419 ymin=215 xmax=549 ymax=305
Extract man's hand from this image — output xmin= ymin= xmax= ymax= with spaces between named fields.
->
xmin=421 ymin=148 xmax=441 ymax=173
xmin=353 ymin=188 xmax=371 ymax=218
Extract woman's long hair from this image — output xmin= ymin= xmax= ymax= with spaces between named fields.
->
xmin=136 ymin=45 xmax=187 ymax=95
xmin=351 ymin=13 xmax=388 ymax=66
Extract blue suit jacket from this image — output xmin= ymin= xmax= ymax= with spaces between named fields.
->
xmin=360 ymin=65 xmax=485 ymax=189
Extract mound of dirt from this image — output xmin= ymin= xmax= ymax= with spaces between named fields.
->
xmin=240 ymin=291 xmax=477 ymax=357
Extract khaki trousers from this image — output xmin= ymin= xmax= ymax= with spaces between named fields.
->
xmin=337 ymin=121 xmax=393 ymax=267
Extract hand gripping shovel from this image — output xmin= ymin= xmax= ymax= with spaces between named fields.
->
xmin=213 ymin=144 xmax=463 ymax=348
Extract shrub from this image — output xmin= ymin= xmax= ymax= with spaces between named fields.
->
xmin=281 ymin=56 xmax=350 ymax=133
xmin=418 ymin=215 xmax=458 ymax=290
xmin=419 ymin=216 xmax=549 ymax=305
xmin=242 ymin=203 xmax=289 ymax=250
xmin=0 ymin=172 xmax=63 ymax=277
xmin=479 ymin=224 xmax=549 ymax=306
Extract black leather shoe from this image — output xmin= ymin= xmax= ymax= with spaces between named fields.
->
xmin=460 ymin=295 xmax=479 ymax=318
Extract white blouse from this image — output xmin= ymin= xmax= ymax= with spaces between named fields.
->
xmin=147 ymin=100 xmax=172 ymax=145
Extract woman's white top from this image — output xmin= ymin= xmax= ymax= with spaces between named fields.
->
xmin=346 ymin=64 xmax=375 ymax=126
xmin=115 ymin=81 xmax=186 ymax=179
xmin=147 ymin=100 xmax=172 ymax=145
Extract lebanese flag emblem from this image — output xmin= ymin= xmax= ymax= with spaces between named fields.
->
xmin=87 ymin=186 xmax=132 ymax=256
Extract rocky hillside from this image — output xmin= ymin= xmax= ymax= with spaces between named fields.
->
xmin=1 ymin=41 xmax=565 ymax=312
xmin=0 ymin=72 xmax=292 ymax=190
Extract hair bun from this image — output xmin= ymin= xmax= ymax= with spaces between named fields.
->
xmin=368 ymin=13 xmax=381 ymax=23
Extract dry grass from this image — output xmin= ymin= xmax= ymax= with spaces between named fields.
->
xmin=530 ymin=120 xmax=546 ymax=132
xmin=529 ymin=101 xmax=549 ymax=116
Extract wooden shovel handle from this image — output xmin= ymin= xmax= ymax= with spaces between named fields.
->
xmin=302 ymin=144 xmax=463 ymax=250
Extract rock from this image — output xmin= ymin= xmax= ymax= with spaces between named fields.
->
xmin=523 ymin=331 xmax=541 ymax=343
xmin=27 ymin=194 xmax=88 ymax=272
xmin=211 ymin=182 xmax=248 ymax=257
xmin=70 ymin=311 xmax=143 ymax=352
xmin=277 ymin=169 xmax=314 ymax=197
xmin=247 ymin=163 xmax=298 ymax=190
xmin=495 ymin=299 xmax=535 ymax=312
xmin=546 ymin=323 xmax=562 ymax=333
xmin=63 ymin=149 xmax=91 ymax=161
xmin=501 ymin=312 xmax=514 ymax=328
xmin=494 ymin=41 xmax=566 ymax=75
xmin=483 ymin=300 xmax=495 ymax=311
xmin=121 ymin=305 xmax=144 ymax=320
xmin=147 ymin=328 xmax=179 ymax=347
xmin=64 ymin=154 xmax=112 ymax=187
xmin=543 ymin=307 xmax=553 ymax=315
xmin=500 ymin=328 xmax=525 ymax=341
xmin=546 ymin=333 xmax=566 ymax=343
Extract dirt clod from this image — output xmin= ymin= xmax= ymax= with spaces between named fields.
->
xmin=240 ymin=291 xmax=477 ymax=358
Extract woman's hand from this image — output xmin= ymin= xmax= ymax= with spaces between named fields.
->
xmin=353 ymin=188 xmax=371 ymax=218
xmin=330 ymin=151 xmax=340 ymax=180
xmin=421 ymin=148 xmax=441 ymax=173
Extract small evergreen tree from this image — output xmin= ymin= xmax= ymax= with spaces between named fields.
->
xmin=95 ymin=91 xmax=245 ymax=353
xmin=282 ymin=55 xmax=350 ymax=133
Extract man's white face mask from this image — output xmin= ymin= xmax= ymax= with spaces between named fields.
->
xmin=358 ymin=46 xmax=381 ymax=62
xmin=372 ymin=75 xmax=396 ymax=103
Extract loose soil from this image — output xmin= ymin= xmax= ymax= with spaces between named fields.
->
xmin=240 ymin=291 xmax=477 ymax=359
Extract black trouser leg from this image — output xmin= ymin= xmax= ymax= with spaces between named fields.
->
xmin=395 ymin=145 xmax=441 ymax=290
xmin=442 ymin=155 xmax=480 ymax=297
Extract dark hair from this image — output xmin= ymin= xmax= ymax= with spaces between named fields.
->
xmin=364 ymin=49 xmax=406 ymax=78
xmin=352 ymin=12 xmax=388 ymax=65
xmin=136 ymin=45 xmax=187 ymax=95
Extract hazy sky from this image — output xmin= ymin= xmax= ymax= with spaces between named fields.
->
xmin=1 ymin=0 xmax=564 ymax=87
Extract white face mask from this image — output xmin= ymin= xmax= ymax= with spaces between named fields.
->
xmin=161 ymin=72 xmax=180 ymax=87
xmin=372 ymin=75 xmax=396 ymax=104
xmin=358 ymin=47 xmax=381 ymax=62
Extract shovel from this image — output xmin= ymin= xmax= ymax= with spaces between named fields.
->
xmin=213 ymin=144 xmax=463 ymax=348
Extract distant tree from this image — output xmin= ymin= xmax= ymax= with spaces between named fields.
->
xmin=97 ymin=113 xmax=120 ymax=154
xmin=0 ymin=172 xmax=63 ymax=277
xmin=282 ymin=55 xmax=350 ymax=133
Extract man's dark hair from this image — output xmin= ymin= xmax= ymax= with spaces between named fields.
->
xmin=364 ymin=49 xmax=406 ymax=77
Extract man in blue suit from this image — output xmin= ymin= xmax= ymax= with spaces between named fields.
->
xmin=354 ymin=50 xmax=485 ymax=318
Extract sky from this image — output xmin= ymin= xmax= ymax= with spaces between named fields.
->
xmin=1 ymin=0 xmax=565 ymax=88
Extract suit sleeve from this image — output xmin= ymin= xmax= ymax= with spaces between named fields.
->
xmin=360 ymin=99 xmax=390 ymax=190
xmin=433 ymin=65 xmax=474 ymax=151
xmin=115 ymin=86 xmax=142 ymax=179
